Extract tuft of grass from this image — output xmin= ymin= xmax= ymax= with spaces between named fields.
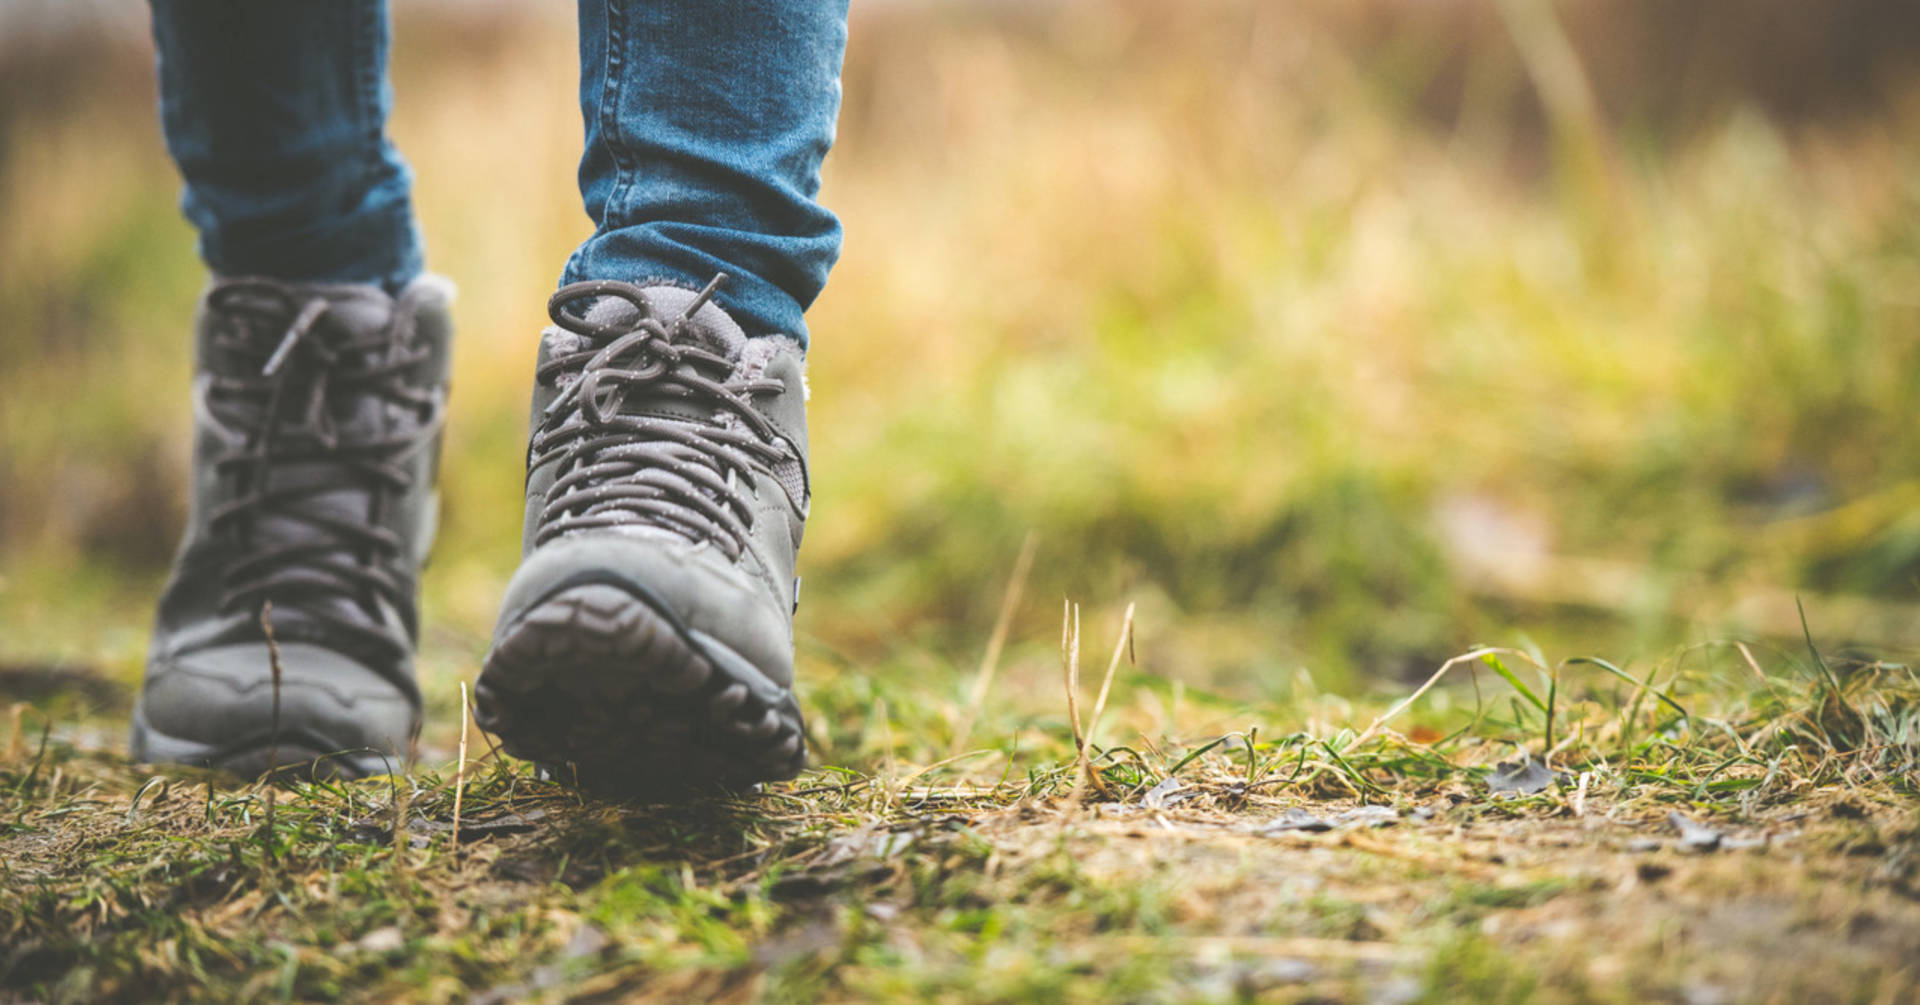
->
xmin=4 ymin=3 xmax=1920 ymax=1002
xmin=6 ymin=3 xmax=1920 ymax=687
xmin=3 ymin=633 xmax=1918 ymax=1002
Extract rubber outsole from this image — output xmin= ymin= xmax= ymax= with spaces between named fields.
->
xmin=474 ymin=582 xmax=807 ymax=799
xmin=129 ymin=706 xmax=398 ymax=781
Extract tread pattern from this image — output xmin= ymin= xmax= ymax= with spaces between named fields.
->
xmin=474 ymin=583 xmax=806 ymax=798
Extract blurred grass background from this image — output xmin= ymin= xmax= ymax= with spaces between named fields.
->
xmin=3 ymin=0 xmax=1919 ymax=743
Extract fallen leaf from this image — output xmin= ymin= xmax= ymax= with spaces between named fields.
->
xmin=1335 ymin=806 xmax=1399 ymax=829
xmin=1487 ymin=756 xmax=1557 ymax=795
xmin=562 ymin=923 xmax=609 ymax=960
xmin=1667 ymin=811 xmax=1723 ymax=852
xmin=1141 ymin=777 xmax=1192 ymax=809
xmin=1260 ymin=808 xmax=1334 ymax=833
xmin=336 ymin=926 xmax=404 ymax=956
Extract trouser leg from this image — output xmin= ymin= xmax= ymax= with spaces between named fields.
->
xmin=567 ymin=0 xmax=851 ymax=344
xmin=149 ymin=0 xmax=422 ymax=290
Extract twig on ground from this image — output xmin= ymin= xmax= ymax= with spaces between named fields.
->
xmin=1074 ymin=603 xmax=1136 ymax=801
xmin=950 ymin=531 xmax=1037 ymax=757
xmin=1349 ymin=647 xmax=1505 ymax=750
xmin=453 ymin=680 xmax=470 ymax=853
xmin=1063 ymin=600 xmax=1083 ymax=753
xmin=261 ymin=602 xmax=284 ymax=770
xmin=393 ymin=778 xmax=412 ymax=871
xmin=1735 ymin=641 xmax=1770 ymax=685
xmin=1102 ymin=934 xmax=1405 ymax=963
xmin=473 ymin=715 xmax=505 ymax=764
xmin=260 ymin=602 xmax=283 ymax=858
xmin=875 ymin=697 xmax=897 ymax=815
xmin=5 ymin=702 xmax=27 ymax=763
xmin=18 ymin=716 xmax=51 ymax=792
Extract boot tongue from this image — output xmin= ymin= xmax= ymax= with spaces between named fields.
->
xmin=201 ymin=280 xmax=397 ymax=379
xmin=307 ymin=287 xmax=393 ymax=344
xmin=198 ymin=279 xmax=428 ymax=643
xmin=534 ymin=284 xmax=750 ymax=416
xmin=575 ymin=285 xmax=748 ymax=362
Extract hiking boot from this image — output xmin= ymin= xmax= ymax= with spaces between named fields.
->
xmin=474 ymin=277 xmax=810 ymax=797
xmin=131 ymin=274 xmax=456 ymax=779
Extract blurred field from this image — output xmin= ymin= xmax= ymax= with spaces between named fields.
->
xmin=5 ymin=1 xmax=1919 ymax=708
xmin=3 ymin=3 xmax=1920 ymax=1001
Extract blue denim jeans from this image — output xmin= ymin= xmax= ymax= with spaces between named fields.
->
xmin=149 ymin=0 xmax=847 ymax=342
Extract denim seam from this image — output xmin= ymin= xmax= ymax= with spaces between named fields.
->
xmin=353 ymin=0 xmax=379 ymax=138
xmin=351 ymin=0 xmax=382 ymax=209
xmin=342 ymin=0 xmax=385 ymax=283
xmin=356 ymin=0 xmax=416 ymax=286
xmin=595 ymin=0 xmax=633 ymax=274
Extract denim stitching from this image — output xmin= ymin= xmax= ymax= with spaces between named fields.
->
xmin=594 ymin=0 xmax=632 ymax=278
xmin=356 ymin=0 xmax=381 ymax=138
xmin=344 ymin=0 xmax=383 ymax=281
xmin=356 ymin=0 xmax=415 ymax=286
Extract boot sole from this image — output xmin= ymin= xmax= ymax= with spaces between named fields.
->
xmin=129 ymin=706 xmax=399 ymax=781
xmin=474 ymin=582 xmax=807 ymax=799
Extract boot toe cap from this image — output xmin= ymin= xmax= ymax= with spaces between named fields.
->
xmin=495 ymin=530 xmax=794 ymax=690
xmin=134 ymin=642 xmax=417 ymax=776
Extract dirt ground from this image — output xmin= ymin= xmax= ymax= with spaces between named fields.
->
xmin=4 ymin=659 xmax=1916 ymax=1004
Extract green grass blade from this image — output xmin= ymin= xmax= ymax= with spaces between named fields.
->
xmin=1481 ymin=653 xmax=1548 ymax=714
xmin=1569 ymin=657 xmax=1690 ymax=721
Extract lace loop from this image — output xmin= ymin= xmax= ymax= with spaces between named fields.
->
xmin=530 ymin=277 xmax=787 ymax=557
xmin=201 ymin=279 xmax=442 ymax=654
xmin=260 ymin=297 xmax=331 ymax=377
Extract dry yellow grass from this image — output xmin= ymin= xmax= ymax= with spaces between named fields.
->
xmin=2 ymin=8 xmax=1919 ymax=998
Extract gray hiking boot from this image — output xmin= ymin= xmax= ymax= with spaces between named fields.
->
xmin=131 ymin=274 xmax=456 ymax=780
xmin=474 ymin=277 xmax=810 ymax=797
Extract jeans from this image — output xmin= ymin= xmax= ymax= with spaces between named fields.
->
xmin=148 ymin=0 xmax=848 ymax=343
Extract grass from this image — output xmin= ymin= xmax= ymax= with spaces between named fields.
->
xmin=5 ymin=0 xmax=1920 ymax=1001
xmin=3 ymin=624 xmax=1917 ymax=1002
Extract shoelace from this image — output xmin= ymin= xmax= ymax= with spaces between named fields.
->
xmin=530 ymin=276 xmax=786 ymax=557
xmin=203 ymin=279 xmax=439 ymax=653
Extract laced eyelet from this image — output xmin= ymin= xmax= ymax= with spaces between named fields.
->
xmin=529 ymin=276 xmax=785 ymax=558
xmin=193 ymin=280 xmax=444 ymax=654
